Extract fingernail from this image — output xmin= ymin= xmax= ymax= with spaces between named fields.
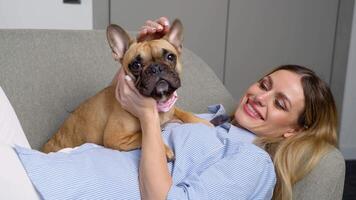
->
xmin=125 ymin=75 xmax=132 ymax=81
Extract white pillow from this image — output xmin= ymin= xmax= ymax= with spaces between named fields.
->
xmin=0 ymin=144 xmax=40 ymax=200
xmin=0 ymin=86 xmax=31 ymax=148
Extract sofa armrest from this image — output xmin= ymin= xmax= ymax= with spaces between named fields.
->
xmin=293 ymin=147 xmax=345 ymax=200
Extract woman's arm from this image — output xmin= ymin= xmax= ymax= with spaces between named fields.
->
xmin=139 ymin=110 xmax=172 ymax=200
xmin=115 ymin=69 xmax=172 ymax=200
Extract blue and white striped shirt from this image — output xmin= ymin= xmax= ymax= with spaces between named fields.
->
xmin=15 ymin=105 xmax=276 ymax=200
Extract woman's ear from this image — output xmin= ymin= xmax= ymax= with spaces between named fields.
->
xmin=283 ymin=128 xmax=298 ymax=138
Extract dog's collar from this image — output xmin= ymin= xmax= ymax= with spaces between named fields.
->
xmin=157 ymin=91 xmax=178 ymax=113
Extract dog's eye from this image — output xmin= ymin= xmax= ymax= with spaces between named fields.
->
xmin=166 ymin=53 xmax=176 ymax=62
xmin=130 ymin=61 xmax=142 ymax=71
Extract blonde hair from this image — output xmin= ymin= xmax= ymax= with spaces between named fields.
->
xmin=255 ymin=65 xmax=338 ymax=200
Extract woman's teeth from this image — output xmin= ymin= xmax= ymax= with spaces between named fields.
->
xmin=247 ymin=101 xmax=263 ymax=120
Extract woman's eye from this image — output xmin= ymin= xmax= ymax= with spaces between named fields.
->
xmin=275 ymin=99 xmax=286 ymax=110
xmin=166 ymin=53 xmax=176 ymax=62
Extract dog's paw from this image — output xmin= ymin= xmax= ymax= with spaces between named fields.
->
xmin=165 ymin=147 xmax=175 ymax=162
xmin=166 ymin=153 xmax=176 ymax=162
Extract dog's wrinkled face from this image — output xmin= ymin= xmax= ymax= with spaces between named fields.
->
xmin=123 ymin=40 xmax=181 ymax=101
xmin=107 ymin=19 xmax=183 ymax=102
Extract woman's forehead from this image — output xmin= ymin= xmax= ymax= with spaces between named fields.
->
xmin=269 ymin=70 xmax=305 ymax=107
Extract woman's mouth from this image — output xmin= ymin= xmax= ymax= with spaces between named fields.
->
xmin=243 ymin=98 xmax=264 ymax=120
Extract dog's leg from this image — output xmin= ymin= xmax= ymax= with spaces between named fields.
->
xmin=41 ymin=116 xmax=87 ymax=153
xmin=103 ymin=115 xmax=142 ymax=151
xmin=104 ymin=130 xmax=142 ymax=151
xmin=173 ymin=107 xmax=213 ymax=127
xmin=102 ymin=103 xmax=142 ymax=150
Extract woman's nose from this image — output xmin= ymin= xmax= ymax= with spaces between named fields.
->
xmin=254 ymin=92 xmax=270 ymax=106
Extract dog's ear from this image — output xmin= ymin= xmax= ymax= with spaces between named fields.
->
xmin=164 ymin=19 xmax=183 ymax=53
xmin=106 ymin=24 xmax=131 ymax=62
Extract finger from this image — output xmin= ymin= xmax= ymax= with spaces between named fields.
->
xmin=157 ymin=17 xmax=170 ymax=33
xmin=157 ymin=16 xmax=170 ymax=27
xmin=124 ymin=75 xmax=132 ymax=81
xmin=140 ymin=26 xmax=155 ymax=35
xmin=117 ymin=67 xmax=126 ymax=80
xmin=115 ymin=77 xmax=123 ymax=103
xmin=125 ymin=75 xmax=141 ymax=96
xmin=145 ymin=20 xmax=163 ymax=31
xmin=111 ymin=67 xmax=120 ymax=85
xmin=116 ymin=68 xmax=127 ymax=100
xmin=144 ymin=20 xmax=154 ymax=26
xmin=120 ymin=80 xmax=133 ymax=101
xmin=138 ymin=27 xmax=148 ymax=36
xmin=137 ymin=27 xmax=149 ymax=42
xmin=145 ymin=26 xmax=157 ymax=34
xmin=116 ymin=86 xmax=122 ymax=102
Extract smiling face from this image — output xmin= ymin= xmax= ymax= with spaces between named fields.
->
xmin=234 ymin=70 xmax=305 ymax=138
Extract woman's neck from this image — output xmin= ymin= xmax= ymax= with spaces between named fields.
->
xmin=231 ymin=118 xmax=256 ymax=135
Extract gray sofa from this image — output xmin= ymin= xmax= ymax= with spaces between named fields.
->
xmin=0 ymin=29 xmax=345 ymax=199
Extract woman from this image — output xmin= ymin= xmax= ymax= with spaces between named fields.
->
xmin=116 ymin=17 xmax=338 ymax=200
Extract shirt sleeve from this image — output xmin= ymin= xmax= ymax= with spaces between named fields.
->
xmin=166 ymin=145 xmax=276 ymax=200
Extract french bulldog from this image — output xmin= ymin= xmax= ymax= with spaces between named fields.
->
xmin=41 ymin=19 xmax=211 ymax=161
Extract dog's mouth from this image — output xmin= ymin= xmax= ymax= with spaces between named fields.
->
xmin=136 ymin=64 xmax=181 ymax=101
xmin=156 ymin=91 xmax=178 ymax=112
xmin=138 ymin=78 xmax=180 ymax=101
xmin=153 ymin=79 xmax=177 ymax=101
xmin=155 ymin=79 xmax=170 ymax=95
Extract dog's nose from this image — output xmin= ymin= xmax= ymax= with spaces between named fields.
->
xmin=149 ymin=64 xmax=164 ymax=74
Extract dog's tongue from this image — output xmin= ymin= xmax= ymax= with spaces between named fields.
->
xmin=157 ymin=91 xmax=178 ymax=112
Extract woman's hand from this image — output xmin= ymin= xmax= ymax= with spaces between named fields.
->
xmin=137 ymin=17 xmax=170 ymax=42
xmin=115 ymin=68 xmax=157 ymax=121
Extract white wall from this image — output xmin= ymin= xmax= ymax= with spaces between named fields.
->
xmin=0 ymin=0 xmax=93 ymax=29
xmin=340 ymin=2 xmax=356 ymax=160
